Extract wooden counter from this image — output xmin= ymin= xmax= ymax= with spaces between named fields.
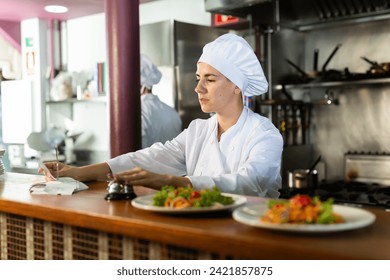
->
xmin=0 ymin=172 xmax=389 ymax=260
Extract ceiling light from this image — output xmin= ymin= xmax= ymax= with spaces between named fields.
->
xmin=44 ymin=5 xmax=69 ymax=14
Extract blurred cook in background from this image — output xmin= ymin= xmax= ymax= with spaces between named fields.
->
xmin=140 ymin=54 xmax=182 ymax=148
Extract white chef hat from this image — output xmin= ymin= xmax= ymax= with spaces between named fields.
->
xmin=198 ymin=33 xmax=268 ymax=97
xmin=140 ymin=54 xmax=162 ymax=88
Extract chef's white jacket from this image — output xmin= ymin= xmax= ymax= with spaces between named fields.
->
xmin=108 ymin=107 xmax=283 ymax=197
xmin=141 ymin=93 xmax=182 ymax=148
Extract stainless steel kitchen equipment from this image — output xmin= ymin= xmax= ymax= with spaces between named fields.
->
xmin=287 ymin=169 xmax=318 ymax=189
xmin=343 ymin=152 xmax=390 ymax=185
xmin=287 ymin=155 xmax=321 ymax=188
xmin=205 ymin=0 xmax=390 ymax=30
xmin=281 ymin=152 xmax=390 ymax=208
xmin=257 ymin=99 xmax=312 ymax=146
xmin=140 ymin=20 xmax=228 ymax=129
xmin=205 ymin=0 xmax=390 ymax=185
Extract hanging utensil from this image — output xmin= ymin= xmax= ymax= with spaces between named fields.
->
xmin=321 ymin=43 xmax=342 ymax=73
xmin=285 ymin=59 xmax=312 ymax=82
xmin=313 ymin=48 xmax=319 ymax=72
xmin=308 ymin=155 xmax=322 ymax=174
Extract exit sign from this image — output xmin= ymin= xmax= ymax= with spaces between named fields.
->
xmin=213 ymin=14 xmax=240 ymax=26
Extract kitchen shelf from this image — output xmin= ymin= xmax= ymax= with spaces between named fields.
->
xmin=279 ymin=77 xmax=390 ymax=90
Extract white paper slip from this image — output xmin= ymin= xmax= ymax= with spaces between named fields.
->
xmin=30 ymin=177 xmax=89 ymax=195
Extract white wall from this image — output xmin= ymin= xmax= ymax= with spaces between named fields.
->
xmin=66 ymin=0 xmax=211 ymax=74
xmin=67 ymin=13 xmax=107 ymax=73
xmin=0 ymin=34 xmax=21 ymax=79
xmin=140 ymin=0 xmax=211 ymax=26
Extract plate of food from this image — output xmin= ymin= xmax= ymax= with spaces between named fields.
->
xmin=131 ymin=186 xmax=247 ymax=214
xmin=232 ymin=195 xmax=376 ymax=233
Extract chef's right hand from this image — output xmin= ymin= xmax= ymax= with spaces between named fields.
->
xmin=38 ymin=162 xmax=73 ymax=180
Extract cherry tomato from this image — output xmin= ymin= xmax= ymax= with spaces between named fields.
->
xmin=290 ymin=195 xmax=312 ymax=207
xmin=191 ymin=190 xmax=201 ymax=199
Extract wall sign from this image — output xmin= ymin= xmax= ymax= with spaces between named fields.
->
xmin=25 ymin=37 xmax=34 ymax=47
xmin=25 ymin=51 xmax=35 ymax=75
xmin=24 ymin=36 xmax=35 ymax=75
xmin=212 ymin=14 xmax=240 ymax=26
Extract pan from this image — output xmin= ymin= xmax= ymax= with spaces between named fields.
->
xmin=285 ymin=59 xmax=314 ymax=83
xmin=285 ymin=48 xmax=321 ymax=82
xmin=321 ymin=44 xmax=342 ymax=73
xmin=361 ymin=56 xmax=390 ymax=74
xmin=320 ymin=43 xmax=345 ymax=81
xmin=286 ymin=43 xmax=343 ymax=83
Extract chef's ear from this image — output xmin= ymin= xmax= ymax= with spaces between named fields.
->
xmin=234 ymin=86 xmax=241 ymax=95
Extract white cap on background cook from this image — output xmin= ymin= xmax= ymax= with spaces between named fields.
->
xmin=198 ymin=33 xmax=268 ymax=97
xmin=140 ymin=53 xmax=162 ymax=88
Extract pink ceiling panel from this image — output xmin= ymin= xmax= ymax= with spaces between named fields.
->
xmin=0 ymin=0 xmax=105 ymax=22
xmin=0 ymin=20 xmax=21 ymax=51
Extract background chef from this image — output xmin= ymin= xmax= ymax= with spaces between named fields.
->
xmin=140 ymin=54 xmax=182 ymax=148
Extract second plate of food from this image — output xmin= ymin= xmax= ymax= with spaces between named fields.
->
xmin=232 ymin=203 xmax=376 ymax=233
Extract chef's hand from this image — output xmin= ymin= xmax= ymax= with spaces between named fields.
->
xmin=113 ymin=167 xmax=192 ymax=190
xmin=38 ymin=162 xmax=75 ymax=180
xmin=39 ymin=162 xmax=112 ymax=182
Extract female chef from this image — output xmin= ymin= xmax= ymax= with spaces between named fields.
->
xmin=42 ymin=33 xmax=283 ymax=197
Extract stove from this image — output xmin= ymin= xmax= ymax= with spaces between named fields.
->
xmin=280 ymin=181 xmax=390 ymax=208
xmin=280 ymin=152 xmax=390 ymax=208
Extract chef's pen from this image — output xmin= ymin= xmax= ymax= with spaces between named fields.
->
xmin=38 ymin=161 xmax=57 ymax=181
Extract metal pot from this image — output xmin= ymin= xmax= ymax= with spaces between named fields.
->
xmin=287 ymin=169 xmax=318 ymax=189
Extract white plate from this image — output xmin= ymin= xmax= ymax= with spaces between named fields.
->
xmin=131 ymin=193 xmax=247 ymax=214
xmin=232 ymin=203 xmax=376 ymax=233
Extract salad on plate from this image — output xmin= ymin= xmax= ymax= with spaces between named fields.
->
xmin=260 ymin=194 xmax=345 ymax=224
xmin=152 ymin=185 xmax=234 ymax=209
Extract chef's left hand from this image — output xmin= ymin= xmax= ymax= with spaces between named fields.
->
xmin=112 ymin=167 xmax=170 ymax=190
xmin=113 ymin=167 xmax=191 ymax=190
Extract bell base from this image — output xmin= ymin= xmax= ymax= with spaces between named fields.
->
xmin=104 ymin=192 xmax=137 ymax=201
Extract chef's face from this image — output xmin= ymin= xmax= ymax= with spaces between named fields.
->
xmin=195 ymin=62 xmax=240 ymax=114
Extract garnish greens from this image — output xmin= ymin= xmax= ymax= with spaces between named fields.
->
xmin=152 ymin=185 xmax=234 ymax=209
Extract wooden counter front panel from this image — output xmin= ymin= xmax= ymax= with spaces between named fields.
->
xmin=0 ymin=212 xmax=222 ymax=260
xmin=1 ymin=173 xmax=390 ymax=260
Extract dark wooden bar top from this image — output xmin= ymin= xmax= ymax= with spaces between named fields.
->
xmin=0 ymin=172 xmax=389 ymax=260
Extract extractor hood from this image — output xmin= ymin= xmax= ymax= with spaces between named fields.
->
xmin=205 ymin=0 xmax=390 ymax=30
